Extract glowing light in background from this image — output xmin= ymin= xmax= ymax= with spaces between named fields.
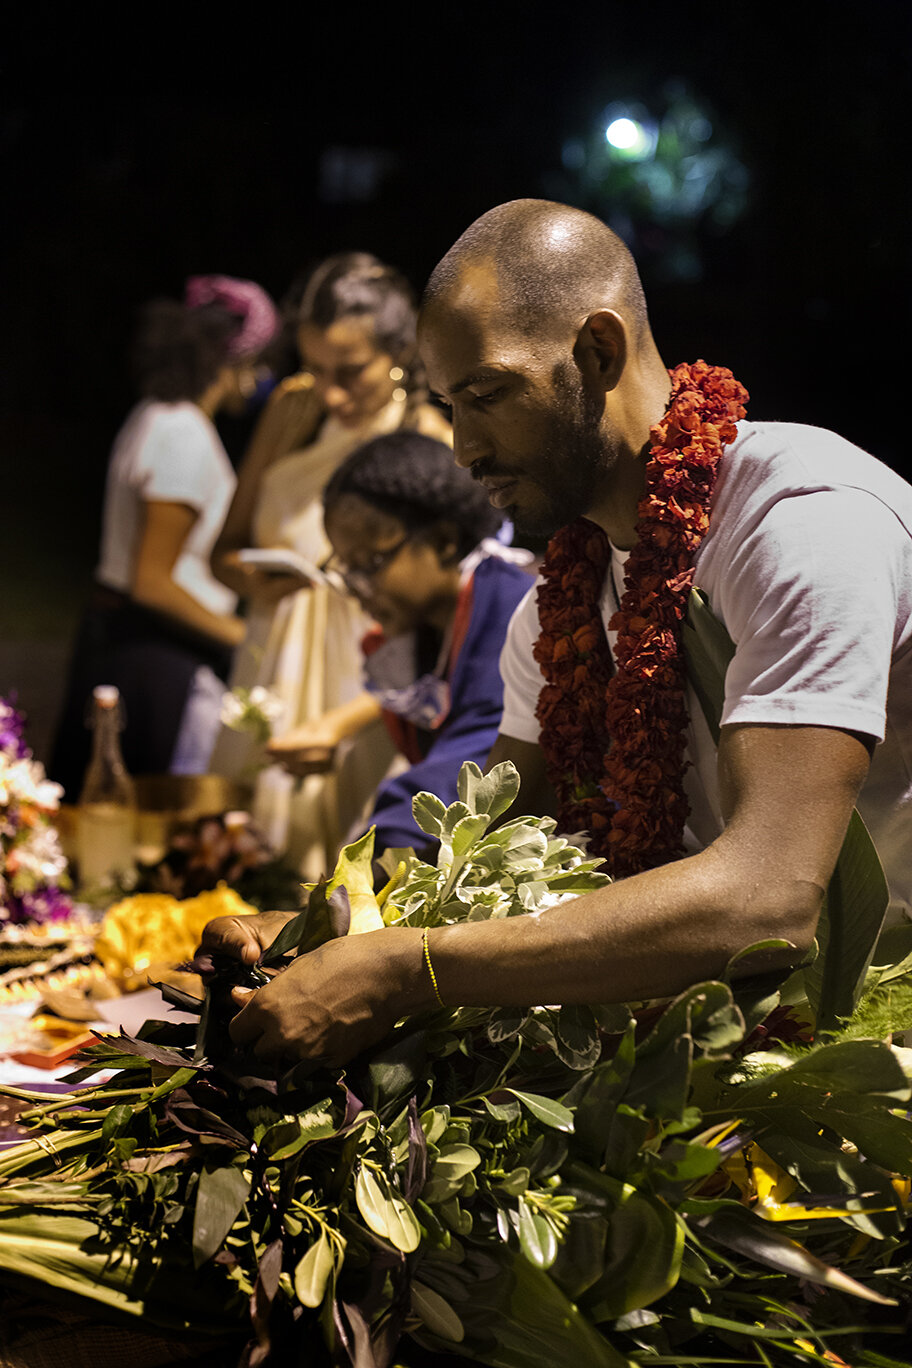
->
xmin=550 ymin=82 xmax=750 ymax=282
xmin=603 ymin=107 xmax=658 ymax=162
xmin=606 ymin=117 xmax=639 ymax=148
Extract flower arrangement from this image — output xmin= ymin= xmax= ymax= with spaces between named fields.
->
xmin=535 ymin=360 xmax=748 ymax=876
xmin=0 ymin=697 xmax=73 ymax=927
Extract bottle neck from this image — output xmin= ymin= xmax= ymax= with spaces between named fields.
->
xmin=81 ymin=703 xmax=135 ymax=805
xmin=89 ymin=711 xmax=127 ymax=771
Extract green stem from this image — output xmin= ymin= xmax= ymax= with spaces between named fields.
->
xmin=21 ymin=1086 xmax=151 ymax=1123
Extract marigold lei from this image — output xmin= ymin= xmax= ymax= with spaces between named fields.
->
xmin=534 ymin=360 xmax=749 ymax=877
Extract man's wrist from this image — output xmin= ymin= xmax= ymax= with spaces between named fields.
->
xmin=382 ymin=927 xmax=440 ymax=1016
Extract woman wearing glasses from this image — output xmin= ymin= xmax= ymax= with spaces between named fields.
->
xmin=209 ymin=255 xmax=451 ymax=874
xmin=265 ymin=430 xmax=533 ymax=855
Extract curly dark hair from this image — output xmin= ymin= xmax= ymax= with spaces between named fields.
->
xmin=323 ymin=430 xmax=501 ymax=560
xmin=131 ymin=300 xmax=237 ymax=402
xmin=296 ymin=252 xmax=426 ymax=398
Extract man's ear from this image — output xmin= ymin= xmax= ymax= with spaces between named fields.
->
xmin=573 ymin=310 xmax=626 ymax=392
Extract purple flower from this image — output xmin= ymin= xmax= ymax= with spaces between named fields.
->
xmin=0 ymin=697 xmax=30 ymax=762
xmin=5 ymin=886 xmax=73 ymax=926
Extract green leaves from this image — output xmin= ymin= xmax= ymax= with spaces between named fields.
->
xmin=517 ymin=1196 xmax=558 ymax=1268
xmin=456 ymin=760 xmax=521 ymax=822
xmin=804 ymin=808 xmax=890 ymax=1030
xmin=694 ymin=1204 xmax=895 ymax=1304
xmin=3 ymin=756 xmax=912 ymax=1365
xmin=505 ymin=1089 xmax=575 ymax=1132
xmin=354 ymin=1164 xmax=421 ymax=1252
xmin=293 ymin=1229 xmax=335 ymax=1309
xmin=410 ymin=1278 xmax=465 ymax=1342
xmin=192 ymin=1158 xmax=251 ymax=1269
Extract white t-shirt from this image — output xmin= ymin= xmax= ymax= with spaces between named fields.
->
xmin=96 ymin=400 xmax=237 ymax=616
xmin=500 ymin=421 xmax=912 ymax=921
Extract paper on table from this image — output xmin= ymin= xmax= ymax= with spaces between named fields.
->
xmin=0 ymin=987 xmax=200 ymax=1088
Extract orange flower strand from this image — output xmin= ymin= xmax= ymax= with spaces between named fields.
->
xmin=535 ymin=360 xmax=748 ymax=877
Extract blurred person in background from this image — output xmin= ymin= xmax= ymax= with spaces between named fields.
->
xmin=209 ymin=253 xmax=451 ymax=877
xmin=50 ymin=275 xmax=279 ymax=796
xmin=267 ymin=429 xmax=533 ymax=853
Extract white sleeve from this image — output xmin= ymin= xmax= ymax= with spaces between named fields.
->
xmin=138 ymin=411 xmax=214 ymax=511
xmin=718 ymin=488 xmax=909 ymax=742
xmin=498 ymin=583 xmax=546 ymax=743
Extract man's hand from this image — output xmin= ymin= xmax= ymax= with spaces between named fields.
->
xmin=228 ymin=927 xmax=428 ymax=1066
xmin=197 ymin=909 xmax=296 ymax=968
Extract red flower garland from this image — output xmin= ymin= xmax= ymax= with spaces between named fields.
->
xmin=534 ymin=360 xmax=749 ymax=877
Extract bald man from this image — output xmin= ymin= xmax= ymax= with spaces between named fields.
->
xmin=209 ymin=200 xmax=912 ymax=1065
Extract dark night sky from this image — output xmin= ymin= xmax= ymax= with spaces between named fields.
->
xmin=2 ymin=0 xmax=911 ymax=641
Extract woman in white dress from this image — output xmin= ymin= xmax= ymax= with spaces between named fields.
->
xmin=210 ymin=254 xmax=450 ymax=877
xmin=50 ymin=276 xmax=279 ymax=796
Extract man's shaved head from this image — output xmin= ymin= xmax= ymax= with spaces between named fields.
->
xmin=423 ymin=199 xmax=649 ymax=343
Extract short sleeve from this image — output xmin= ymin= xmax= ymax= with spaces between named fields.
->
xmin=718 ymin=488 xmax=908 ymax=742
xmin=137 ymin=410 xmax=216 ymax=511
xmin=498 ymin=583 xmax=545 ymax=743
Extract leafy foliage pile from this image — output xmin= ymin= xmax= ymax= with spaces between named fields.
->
xmin=0 ymin=763 xmax=910 ymax=1367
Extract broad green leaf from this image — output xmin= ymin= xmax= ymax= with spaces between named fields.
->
xmin=147 ymin=1066 xmax=199 ymax=1102
xmin=785 ymin=1037 xmax=910 ymax=1101
xmin=438 ymin=1196 xmax=473 ymax=1236
xmin=325 ymin=829 xmax=383 ymax=935
xmin=602 ymin=1105 xmax=652 ymax=1181
xmin=0 ymin=1209 xmax=237 ymax=1331
xmin=456 ymin=761 xmax=484 ymax=809
xmin=723 ymin=938 xmax=795 ymax=979
xmin=100 ymin=1103 xmax=133 ymax=1145
xmin=293 ymin=1229 xmax=334 ymax=1308
xmin=486 ymin=1008 xmax=528 ymax=1044
xmin=554 ymin=1004 xmax=602 ymax=1069
xmin=496 ymin=1166 xmax=530 ymax=1196
xmin=413 ymin=791 xmax=447 ymax=837
xmin=695 ymin=1205 xmax=895 ymax=1303
xmin=354 ymin=1165 xmax=420 ymax=1252
xmin=411 ymin=1279 xmax=465 ymax=1342
xmin=457 ymin=760 xmax=521 ymax=821
xmin=517 ymin=1198 xmax=558 ymax=1269
xmin=500 ymin=1253 xmax=634 ymax=1368
xmin=451 ymin=814 xmax=490 ymax=857
xmin=682 ymin=587 xmax=733 ymax=745
xmin=420 ymin=1106 xmax=450 ymax=1146
xmin=585 ymin=1186 xmax=684 ymax=1320
xmin=432 ymin=1143 xmax=481 ymax=1181
xmin=506 ymin=1089 xmax=574 ymax=1132
xmin=805 ymin=809 xmax=890 ymax=1030
xmin=441 ymin=801 xmax=472 ymax=840
xmin=732 ymin=1038 xmax=910 ymax=1113
xmin=570 ymin=1020 xmax=638 ymax=1163
xmin=191 ymin=1159 xmax=251 ymax=1269
xmin=354 ymin=1164 xmax=390 ymax=1238
xmin=260 ymin=879 xmax=348 ymax=963
xmin=483 ymin=1096 xmax=522 ymax=1123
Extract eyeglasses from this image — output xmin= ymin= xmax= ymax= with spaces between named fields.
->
xmin=321 ymin=533 xmax=412 ymax=597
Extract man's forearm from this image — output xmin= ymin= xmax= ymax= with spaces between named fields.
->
xmin=419 ymin=839 xmax=820 ymax=1010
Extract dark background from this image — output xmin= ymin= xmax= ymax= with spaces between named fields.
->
xmin=2 ymin=2 xmax=910 ymax=761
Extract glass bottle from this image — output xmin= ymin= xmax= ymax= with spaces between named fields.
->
xmin=77 ymin=685 xmax=137 ymax=888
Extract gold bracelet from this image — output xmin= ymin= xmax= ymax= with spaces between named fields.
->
xmin=421 ymin=928 xmax=445 ymax=1007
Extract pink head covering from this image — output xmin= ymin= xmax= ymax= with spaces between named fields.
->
xmin=184 ymin=274 xmax=280 ymax=361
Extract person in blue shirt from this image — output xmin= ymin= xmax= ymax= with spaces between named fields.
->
xmin=266 ymin=429 xmax=533 ymax=853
